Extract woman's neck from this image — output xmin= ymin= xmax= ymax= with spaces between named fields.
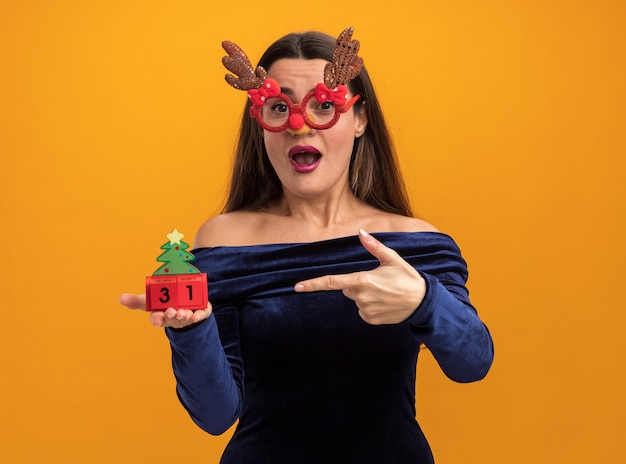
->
xmin=269 ymin=188 xmax=367 ymax=228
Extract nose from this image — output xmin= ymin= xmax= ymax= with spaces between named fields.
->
xmin=286 ymin=112 xmax=314 ymax=135
xmin=287 ymin=126 xmax=312 ymax=136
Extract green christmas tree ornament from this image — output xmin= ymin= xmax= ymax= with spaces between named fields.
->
xmin=153 ymin=228 xmax=202 ymax=275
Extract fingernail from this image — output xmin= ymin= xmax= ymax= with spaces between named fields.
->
xmin=359 ymin=229 xmax=373 ymax=241
xmin=294 ymin=284 xmax=305 ymax=292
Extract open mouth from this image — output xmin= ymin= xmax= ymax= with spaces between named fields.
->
xmin=289 ymin=146 xmax=322 ymax=173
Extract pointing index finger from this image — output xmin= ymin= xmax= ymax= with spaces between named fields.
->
xmin=294 ymin=272 xmax=362 ymax=293
xmin=358 ymin=229 xmax=400 ymax=266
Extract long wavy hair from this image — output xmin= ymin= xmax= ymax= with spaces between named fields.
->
xmin=222 ymin=30 xmax=413 ymax=217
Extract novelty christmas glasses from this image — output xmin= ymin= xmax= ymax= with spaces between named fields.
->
xmin=222 ymin=27 xmax=363 ymax=133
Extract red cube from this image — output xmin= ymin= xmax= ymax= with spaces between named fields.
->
xmin=145 ymin=273 xmax=208 ymax=311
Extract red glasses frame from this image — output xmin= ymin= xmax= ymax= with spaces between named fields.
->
xmin=249 ymin=87 xmax=361 ymax=133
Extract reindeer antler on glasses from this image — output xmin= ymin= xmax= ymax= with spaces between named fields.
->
xmin=221 ymin=41 xmax=268 ymax=91
xmin=222 ymin=27 xmax=363 ymax=94
xmin=323 ymin=27 xmax=363 ymax=89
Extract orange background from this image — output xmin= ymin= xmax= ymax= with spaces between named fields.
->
xmin=1 ymin=1 xmax=625 ymax=463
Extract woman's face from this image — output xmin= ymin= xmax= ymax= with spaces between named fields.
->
xmin=262 ymin=58 xmax=367 ymax=202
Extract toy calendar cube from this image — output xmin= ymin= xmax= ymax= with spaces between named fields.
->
xmin=146 ymin=274 xmax=208 ymax=311
xmin=145 ymin=229 xmax=208 ymax=312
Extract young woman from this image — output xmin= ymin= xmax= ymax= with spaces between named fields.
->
xmin=120 ymin=27 xmax=493 ymax=463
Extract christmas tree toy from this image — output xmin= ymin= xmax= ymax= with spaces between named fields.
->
xmin=145 ymin=228 xmax=208 ymax=312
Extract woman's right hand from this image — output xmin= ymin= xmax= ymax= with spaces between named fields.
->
xmin=119 ymin=293 xmax=213 ymax=329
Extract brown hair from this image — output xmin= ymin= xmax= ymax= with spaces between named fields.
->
xmin=222 ymin=30 xmax=413 ymax=217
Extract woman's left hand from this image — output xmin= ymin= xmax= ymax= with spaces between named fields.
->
xmin=294 ymin=229 xmax=426 ymax=325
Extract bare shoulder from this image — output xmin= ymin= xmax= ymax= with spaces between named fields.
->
xmin=391 ymin=215 xmax=440 ymax=233
xmin=193 ymin=211 xmax=261 ymax=247
xmin=367 ymin=210 xmax=440 ymax=234
xmin=193 ymin=207 xmax=440 ymax=247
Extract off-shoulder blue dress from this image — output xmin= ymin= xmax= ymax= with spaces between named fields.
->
xmin=165 ymin=232 xmax=494 ymax=463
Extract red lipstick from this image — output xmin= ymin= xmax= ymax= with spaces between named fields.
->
xmin=288 ymin=145 xmax=322 ymax=173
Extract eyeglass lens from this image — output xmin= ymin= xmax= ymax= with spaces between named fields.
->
xmin=260 ymin=94 xmax=336 ymax=129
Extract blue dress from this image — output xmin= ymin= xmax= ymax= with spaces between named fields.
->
xmin=165 ymin=232 xmax=494 ymax=463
